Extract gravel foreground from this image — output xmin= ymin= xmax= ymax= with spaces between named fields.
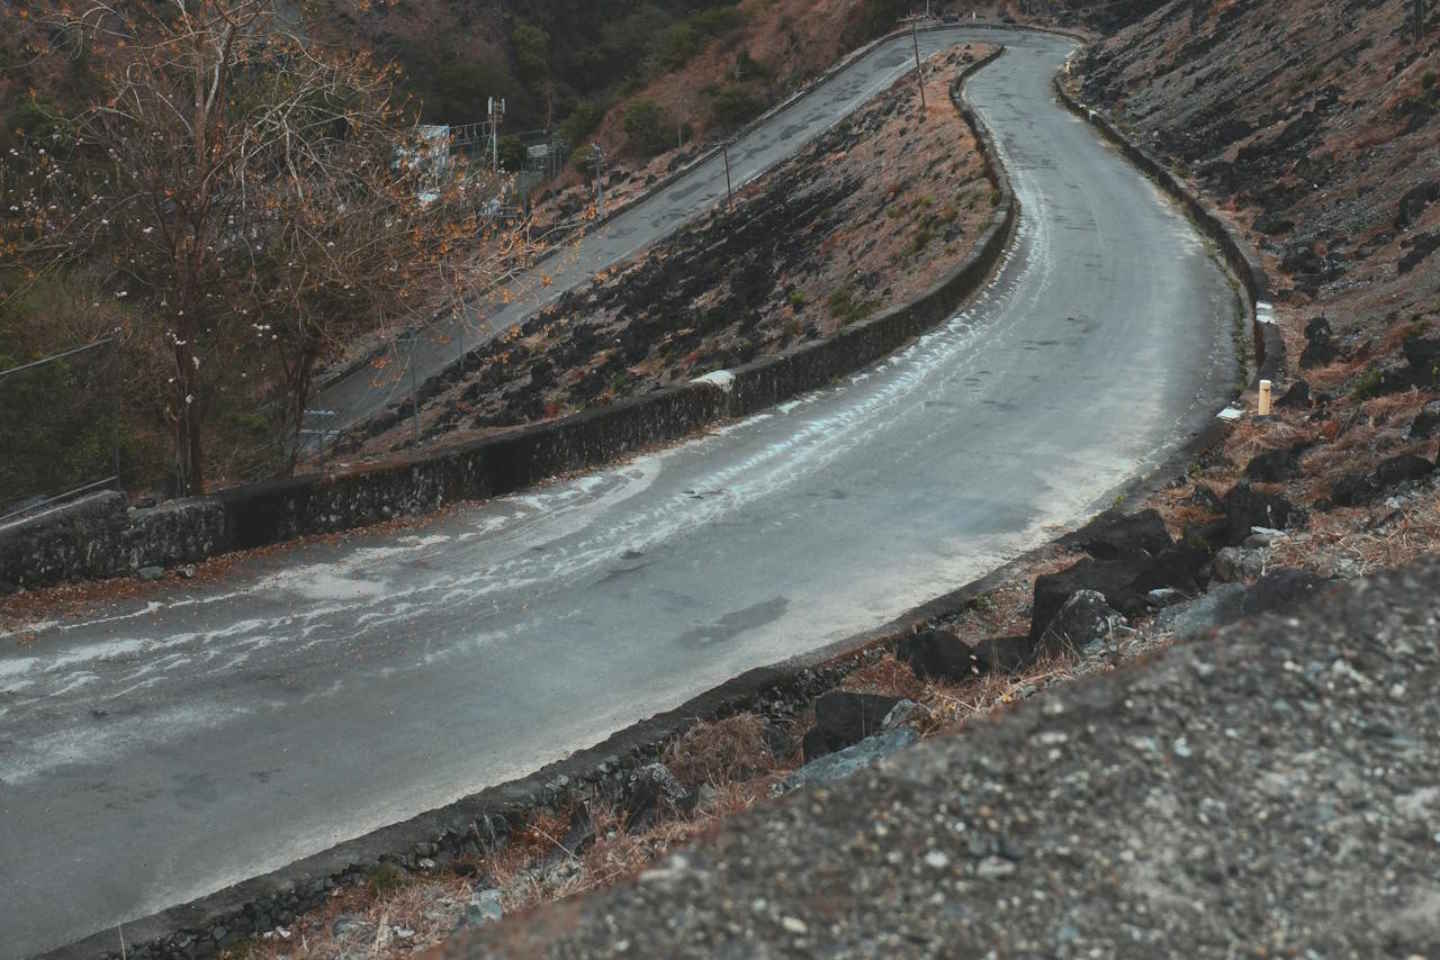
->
xmin=441 ymin=558 xmax=1440 ymax=959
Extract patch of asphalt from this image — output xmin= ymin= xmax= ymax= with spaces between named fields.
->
xmin=443 ymin=556 xmax=1440 ymax=960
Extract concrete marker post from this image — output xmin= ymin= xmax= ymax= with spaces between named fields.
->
xmin=1258 ymin=379 xmax=1273 ymax=417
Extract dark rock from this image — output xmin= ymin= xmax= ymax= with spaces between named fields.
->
xmin=562 ymin=804 xmax=596 ymax=856
xmin=897 ymin=629 xmax=984 ymax=682
xmin=1253 ymin=213 xmax=1294 ymax=236
xmin=1039 ymin=590 xmax=1125 ymax=656
xmin=137 ymin=565 xmax=165 ymax=582
xmin=1330 ymin=472 xmax=1376 ymax=508
xmin=1300 ymin=316 xmax=1339 ymax=369
xmin=1222 ymin=482 xmax=1300 ymax=546
xmin=1030 ymin=555 xmax=1153 ymax=646
xmin=1409 ymin=401 xmax=1440 ymax=440
xmin=623 ymin=763 xmax=694 ymax=833
xmin=804 ymin=691 xmax=904 ymax=761
xmin=1399 ymin=232 xmax=1440 ymax=276
xmin=1403 ymin=334 xmax=1440 ymax=385
xmin=1397 ymin=180 xmax=1440 ymax=229
xmin=1243 ymin=446 xmax=1305 ymax=483
xmin=1275 ymin=379 xmax=1311 ymax=409
xmin=1131 ymin=544 xmax=1209 ymax=594
xmin=1300 ymin=339 xmax=1339 ymax=370
xmin=1061 ymin=509 xmax=1173 ymax=561
xmin=1374 ymin=453 xmax=1435 ymax=489
xmin=969 ymin=634 xmax=1043 ymax=674
xmin=779 ymin=727 xmax=919 ymax=795
xmin=1157 ymin=569 xmax=1331 ymax=640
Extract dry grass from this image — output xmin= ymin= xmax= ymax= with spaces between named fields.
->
xmin=664 ymin=714 xmax=775 ymax=788
xmin=1223 ymin=415 xmax=1316 ymax=464
xmin=1270 ymin=490 xmax=1440 ymax=577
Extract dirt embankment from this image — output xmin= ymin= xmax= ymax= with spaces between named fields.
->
xmin=338 ymin=46 xmax=999 ymax=461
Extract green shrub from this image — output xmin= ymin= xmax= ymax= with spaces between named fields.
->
xmin=690 ymin=7 xmax=746 ymax=37
xmin=560 ymin=100 xmax=606 ymax=145
xmin=657 ymin=23 xmax=702 ymax=71
xmin=623 ymin=100 xmax=672 ymax=157
xmin=710 ymin=85 xmax=765 ymax=130
xmin=828 ymin=284 xmax=878 ymax=325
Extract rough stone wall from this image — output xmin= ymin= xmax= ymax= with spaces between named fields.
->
xmin=0 ymin=491 xmax=226 ymax=588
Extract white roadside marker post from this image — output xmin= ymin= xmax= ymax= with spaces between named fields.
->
xmin=1258 ymin=379 xmax=1273 ymax=417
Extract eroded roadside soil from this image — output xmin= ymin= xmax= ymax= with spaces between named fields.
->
xmin=330 ymin=47 xmax=998 ymax=462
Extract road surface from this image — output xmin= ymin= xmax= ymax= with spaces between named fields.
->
xmin=0 ymin=29 xmax=1240 ymax=958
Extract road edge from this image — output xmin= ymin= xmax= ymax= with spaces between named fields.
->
xmin=1050 ymin=71 xmax=1284 ymax=384
xmin=34 ymin=45 xmax=1030 ymax=960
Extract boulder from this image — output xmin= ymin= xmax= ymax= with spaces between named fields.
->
xmin=1410 ymin=400 xmax=1440 ymax=440
xmin=1373 ymin=453 xmax=1435 ymax=489
xmin=1129 ymin=543 xmax=1208 ymax=595
xmin=897 ymin=629 xmax=984 ymax=682
xmin=969 ymin=634 xmax=1044 ymax=674
xmin=1276 ymin=379 xmax=1312 ymax=409
xmin=1061 ymin=509 xmax=1173 ymax=561
xmin=1156 ymin=569 xmax=1330 ymax=640
xmin=1300 ymin=316 xmax=1339 ymax=369
xmin=1030 ymin=555 xmax=1154 ymax=646
xmin=1243 ymin=446 xmax=1305 ymax=483
xmin=1330 ymin=471 xmax=1376 ymax=508
xmin=803 ymin=692 xmax=904 ymax=762
xmin=1183 ymin=518 xmax=1230 ymax=552
xmin=1402 ymin=335 xmax=1440 ymax=385
xmin=1039 ymin=590 xmax=1125 ymax=657
xmin=778 ymin=727 xmax=918 ymax=795
xmin=1222 ymin=482 xmax=1300 ymax=546
xmin=1213 ymin=546 xmax=1268 ymax=583
xmin=1397 ymin=180 xmax=1440 ymax=229
xmin=623 ymin=763 xmax=695 ymax=833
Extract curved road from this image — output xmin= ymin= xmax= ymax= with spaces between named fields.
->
xmin=0 ymin=29 xmax=1239 ymax=959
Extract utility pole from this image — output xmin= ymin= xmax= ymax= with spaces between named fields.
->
xmin=488 ymin=96 xmax=506 ymax=173
xmin=592 ymin=142 xmax=606 ymax=218
xmin=722 ymin=142 xmax=734 ymax=208
xmin=912 ymin=22 xmax=927 ymax=113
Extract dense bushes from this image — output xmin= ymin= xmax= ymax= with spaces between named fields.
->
xmin=624 ymin=100 xmax=674 ymax=158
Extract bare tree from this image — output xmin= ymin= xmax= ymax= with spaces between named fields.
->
xmin=2 ymin=0 xmax=523 ymax=492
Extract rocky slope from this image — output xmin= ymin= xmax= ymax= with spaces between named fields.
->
xmin=335 ymin=48 xmax=998 ymax=460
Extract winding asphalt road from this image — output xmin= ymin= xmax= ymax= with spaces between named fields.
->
xmin=0 ymin=29 xmax=1240 ymax=959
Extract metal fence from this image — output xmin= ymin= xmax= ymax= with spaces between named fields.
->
xmin=0 ymin=338 xmax=123 ymax=522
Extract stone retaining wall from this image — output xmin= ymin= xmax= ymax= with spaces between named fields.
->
xmin=0 ymin=48 xmax=1017 ymax=590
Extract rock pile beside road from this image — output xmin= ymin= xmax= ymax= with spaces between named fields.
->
xmin=442 ymin=556 xmax=1440 ymax=959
